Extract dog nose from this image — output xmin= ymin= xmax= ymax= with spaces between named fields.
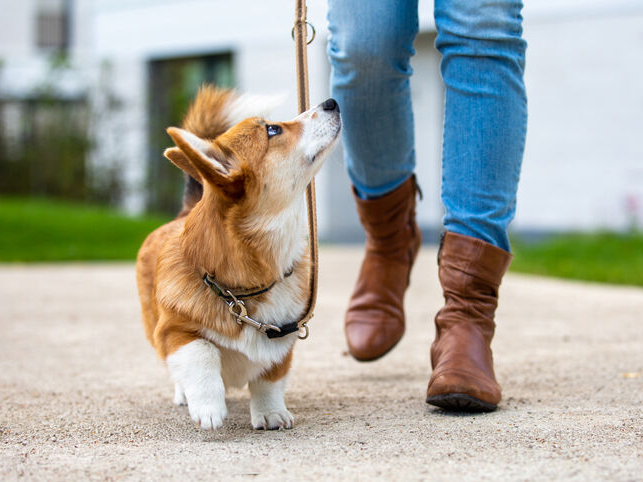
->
xmin=322 ymin=98 xmax=339 ymax=112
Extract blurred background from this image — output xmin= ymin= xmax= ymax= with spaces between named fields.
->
xmin=0 ymin=0 xmax=641 ymax=285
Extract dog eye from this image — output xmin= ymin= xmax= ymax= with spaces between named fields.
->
xmin=266 ymin=124 xmax=282 ymax=138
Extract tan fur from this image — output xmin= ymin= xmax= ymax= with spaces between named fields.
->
xmin=260 ymin=347 xmax=294 ymax=382
xmin=182 ymin=85 xmax=238 ymax=140
xmin=136 ymin=86 xmax=340 ymax=429
xmin=136 ymin=87 xmax=308 ymax=373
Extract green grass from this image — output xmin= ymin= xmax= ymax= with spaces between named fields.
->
xmin=1 ymin=197 xmax=642 ymax=287
xmin=510 ymin=231 xmax=643 ymax=287
xmin=0 ymin=197 xmax=170 ymax=262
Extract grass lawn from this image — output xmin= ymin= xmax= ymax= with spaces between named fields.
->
xmin=0 ymin=197 xmax=170 ymax=262
xmin=510 ymin=232 xmax=643 ymax=287
xmin=1 ymin=197 xmax=642 ymax=287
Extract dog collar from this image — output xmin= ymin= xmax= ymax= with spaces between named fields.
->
xmin=202 ymin=269 xmax=305 ymax=339
xmin=202 ymin=268 xmax=292 ymax=302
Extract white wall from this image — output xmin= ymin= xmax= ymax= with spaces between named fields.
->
xmin=3 ymin=0 xmax=641 ymax=237
xmin=0 ymin=1 xmax=35 ymax=59
xmin=410 ymin=32 xmax=444 ymax=234
xmin=519 ymin=2 xmax=643 ymax=231
xmin=0 ymin=0 xmax=93 ymax=97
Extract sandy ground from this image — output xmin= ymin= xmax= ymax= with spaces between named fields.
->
xmin=0 ymin=246 xmax=642 ymax=481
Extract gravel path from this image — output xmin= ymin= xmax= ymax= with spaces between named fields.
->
xmin=1 ymin=247 xmax=642 ymax=481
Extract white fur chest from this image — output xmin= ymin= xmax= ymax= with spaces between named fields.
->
xmin=199 ymin=275 xmax=303 ymax=388
xmin=198 ymin=199 xmax=307 ymax=389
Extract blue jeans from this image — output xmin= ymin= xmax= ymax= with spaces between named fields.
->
xmin=328 ymin=0 xmax=527 ymax=251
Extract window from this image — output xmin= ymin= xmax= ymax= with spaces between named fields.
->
xmin=146 ymin=53 xmax=234 ymax=214
xmin=35 ymin=0 xmax=70 ymax=51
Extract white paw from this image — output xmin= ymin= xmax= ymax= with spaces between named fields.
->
xmin=251 ymin=409 xmax=294 ymax=430
xmin=187 ymin=397 xmax=228 ymax=430
xmin=166 ymin=339 xmax=227 ymax=431
xmin=173 ymin=384 xmax=187 ymax=406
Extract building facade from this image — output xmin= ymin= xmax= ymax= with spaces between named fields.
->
xmin=1 ymin=0 xmax=642 ymax=240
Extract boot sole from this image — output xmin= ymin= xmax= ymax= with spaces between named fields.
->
xmin=425 ymin=393 xmax=497 ymax=412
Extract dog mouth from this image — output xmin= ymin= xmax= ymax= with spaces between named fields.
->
xmin=311 ymin=138 xmax=337 ymax=164
xmin=310 ymin=121 xmax=342 ymax=164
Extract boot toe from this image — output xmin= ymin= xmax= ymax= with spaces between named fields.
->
xmin=345 ymin=321 xmax=403 ymax=362
xmin=426 ymin=371 xmax=501 ymax=409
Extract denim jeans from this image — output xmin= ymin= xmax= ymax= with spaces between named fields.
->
xmin=327 ymin=0 xmax=527 ymax=251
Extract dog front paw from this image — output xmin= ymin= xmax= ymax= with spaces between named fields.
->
xmin=166 ymin=339 xmax=227 ymax=430
xmin=251 ymin=408 xmax=294 ymax=430
xmin=249 ymin=378 xmax=293 ymax=430
xmin=187 ymin=398 xmax=228 ymax=430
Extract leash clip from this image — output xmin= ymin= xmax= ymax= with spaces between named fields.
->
xmin=297 ymin=323 xmax=309 ymax=340
xmin=291 ymin=21 xmax=315 ymax=45
xmin=226 ymin=290 xmax=282 ymax=334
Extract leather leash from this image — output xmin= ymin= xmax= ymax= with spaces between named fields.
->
xmin=209 ymin=0 xmax=318 ymax=340
xmin=293 ymin=0 xmax=318 ymax=339
xmin=205 ymin=3 xmax=318 ymax=340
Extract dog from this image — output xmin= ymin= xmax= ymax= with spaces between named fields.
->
xmin=136 ymin=86 xmax=341 ymax=430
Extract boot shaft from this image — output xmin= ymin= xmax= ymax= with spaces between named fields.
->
xmin=428 ymin=232 xmax=513 ymax=408
xmin=435 ymin=231 xmax=513 ymax=335
xmin=344 ymin=175 xmax=422 ymax=361
xmin=353 ymin=176 xmax=420 ymax=254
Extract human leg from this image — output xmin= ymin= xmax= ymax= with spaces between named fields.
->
xmin=328 ymin=0 xmax=422 ymax=360
xmin=436 ymin=0 xmax=527 ymax=252
xmin=427 ymin=0 xmax=527 ymax=410
xmin=328 ymin=0 xmax=419 ymax=198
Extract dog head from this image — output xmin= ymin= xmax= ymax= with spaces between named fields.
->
xmin=164 ymin=98 xmax=341 ymax=212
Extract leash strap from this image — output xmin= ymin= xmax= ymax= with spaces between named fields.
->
xmin=204 ymin=2 xmax=317 ymax=341
xmin=294 ymin=0 xmax=318 ymax=333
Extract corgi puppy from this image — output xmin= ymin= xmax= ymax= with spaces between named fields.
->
xmin=136 ymin=86 xmax=341 ymax=430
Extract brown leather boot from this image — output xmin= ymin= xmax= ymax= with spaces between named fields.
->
xmin=426 ymin=231 xmax=512 ymax=411
xmin=345 ymin=176 xmax=421 ymax=361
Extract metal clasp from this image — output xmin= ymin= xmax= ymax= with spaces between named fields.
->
xmin=291 ymin=21 xmax=316 ymax=45
xmin=226 ymin=290 xmax=282 ymax=334
xmin=297 ymin=323 xmax=309 ymax=340
xmin=226 ymin=291 xmax=248 ymax=324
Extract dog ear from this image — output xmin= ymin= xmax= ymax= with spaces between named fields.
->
xmin=166 ymin=127 xmax=243 ymax=197
xmin=163 ymin=147 xmax=202 ymax=183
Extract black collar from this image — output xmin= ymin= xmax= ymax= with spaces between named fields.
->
xmin=202 ymin=269 xmax=292 ymax=302
xmin=202 ymin=268 xmax=298 ymax=338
